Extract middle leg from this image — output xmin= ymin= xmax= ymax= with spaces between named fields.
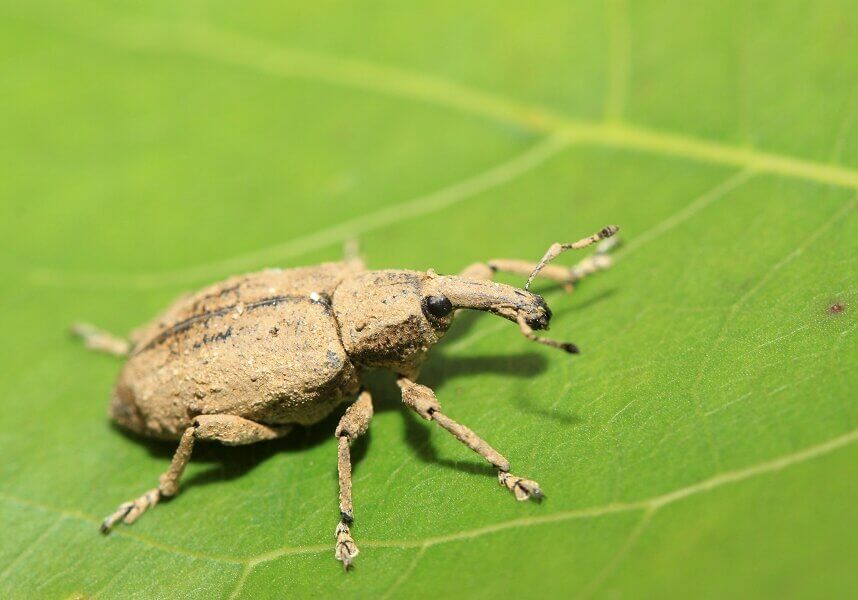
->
xmin=397 ymin=377 xmax=542 ymax=501
xmin=334 ymin=389 xmax=374 ymax=569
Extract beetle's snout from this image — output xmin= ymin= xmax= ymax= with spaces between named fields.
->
xmin=428 ymin=275 xmax=576 ymax=355
xmin=524 ymin=295 xmax=552 ymax=331
xmin=428 ymin=276 xmax=552 ymax=328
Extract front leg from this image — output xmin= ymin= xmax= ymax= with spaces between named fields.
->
xmin=460 ymin=228 xmax=618 ymax=291
xmin=334 ymin=389 xmax=374 ymax=569
xmin=397 ymin=377 xmax=542 ymax=501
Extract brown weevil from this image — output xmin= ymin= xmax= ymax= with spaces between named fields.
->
xmin=73 ymin=226 xmax=618 ymax=568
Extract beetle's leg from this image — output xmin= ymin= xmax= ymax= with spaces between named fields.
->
xmin=460 ymin=228 xmax=619 ymax=292
xmin=100 ymin=415 xmax=290 ymax=533
xmin=524 ymin=226 xmax=619 ymax=290
xmin=334 ymin=389 xmax=373 ymax=569
xmin=397 ymin=377 xmax=542 ymax=502
xmin=100 ymin=425 xmax=195 ymax=532
xmin=71 ymin=322 xmax=131 ymax=357
xmin=343 ymin=238 xmax=365 ymax=271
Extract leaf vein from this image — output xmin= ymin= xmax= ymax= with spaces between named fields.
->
xmin=15 ymin=11 xmax=858 ymax=293
xmin=604 ymin=0 xmax=631 ymax=122
xmin=380 ymin=544 xmax=429 ymax=600
xmin=28 ymin=134 xmax=569 ymax=290
xmin=1 ymin=427 xmax=854 ymax=577
xmin=689 ymin=197 xmax=856 ymax=468
xmin=578 ymin=508 xmax=654 ymax=598
xmin=0 ymin=517 xmax=65 ymax=584
xmin=249 ymin=426 xmax=858 ymax=563
xmin=122 ymin=19 xmax=858 ymax=190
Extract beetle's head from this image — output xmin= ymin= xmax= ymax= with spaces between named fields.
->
xmin=333 ymin=269 xmax=567 ymax=376
xmin=333 ymin=270 xmax=453 ymax=374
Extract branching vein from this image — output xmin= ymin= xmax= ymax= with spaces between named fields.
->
xmin=15 ymin=11 xmax=858 ymax=290
xmin=3 ymin=426 xmax=855 ymax=588
xmin=28 ymin=135 xmax=569 ymax=289
xmin=604 ymin=0 xmax=631 ymax=122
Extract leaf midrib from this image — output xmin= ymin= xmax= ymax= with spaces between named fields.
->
xmin=8 ymin=6 xmax=858 ymax=192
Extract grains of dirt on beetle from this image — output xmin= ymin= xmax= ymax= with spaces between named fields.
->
xmin=72 ymin=226 xmax=618 ymax=570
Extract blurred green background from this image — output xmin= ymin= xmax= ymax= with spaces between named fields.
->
xmin=1 ymin=1 xmax=856 ymax=598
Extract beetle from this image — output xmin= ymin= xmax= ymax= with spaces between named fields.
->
xmin=73 ymin=226 xmax=618 ymax=568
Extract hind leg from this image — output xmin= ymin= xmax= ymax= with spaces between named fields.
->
xmin=71 ymin=322 xmax=131 ymax=357
xmin=101 ymin=415 xmax=291 ymax=532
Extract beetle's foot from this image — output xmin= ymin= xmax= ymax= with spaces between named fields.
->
xmin=498 ymin=471 xmax=543 ymax=501
xmin=334 ymin=521 xmax=359 ymax=570
xmin=100 ymin=488 xmax=160 ymax=533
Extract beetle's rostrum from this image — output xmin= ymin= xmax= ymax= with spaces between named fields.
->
xmin=73 ymin=226 xmax=618 ymax=570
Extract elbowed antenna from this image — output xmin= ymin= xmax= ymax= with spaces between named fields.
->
xmin=516 ymin=315 xmax=579 ymax=354
xmin=525 ymin=225 xmax=620 ymax=291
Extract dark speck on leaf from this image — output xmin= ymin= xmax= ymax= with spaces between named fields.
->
xmin=829 ymin=302 xmax=845 ymax=315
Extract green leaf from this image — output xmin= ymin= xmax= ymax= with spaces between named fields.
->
xmin=1 ymin=1 xmax=856 ymax=598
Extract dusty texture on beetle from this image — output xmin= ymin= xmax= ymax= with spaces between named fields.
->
xmin=74 ymin=226 xmax=618 ymax=569
xmin=110 ymin=263 xmax=363 ymax=439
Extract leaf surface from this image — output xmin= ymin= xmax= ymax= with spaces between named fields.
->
xmin=0 ymin=1 xmax=856 ymax=598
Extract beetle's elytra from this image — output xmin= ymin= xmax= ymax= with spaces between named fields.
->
xmin=74 ymin=226 xmax=618 ymax=569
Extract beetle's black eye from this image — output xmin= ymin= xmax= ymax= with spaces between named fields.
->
xmin=423 ymin=295 xmax=453 ymax=319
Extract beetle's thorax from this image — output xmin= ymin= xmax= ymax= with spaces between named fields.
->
xmin=332 ymin=270 xmax=450 ymax=375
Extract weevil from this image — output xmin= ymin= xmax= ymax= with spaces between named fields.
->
xmin=73 ymin=226 xmax=618 ymax=568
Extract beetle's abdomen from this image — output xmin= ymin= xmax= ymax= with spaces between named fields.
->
xmin=110 ymin=264 xmax=362 ymax=439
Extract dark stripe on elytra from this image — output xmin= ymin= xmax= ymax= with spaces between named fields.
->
xmin=135 ymin=295 xmax=329 ymax=354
